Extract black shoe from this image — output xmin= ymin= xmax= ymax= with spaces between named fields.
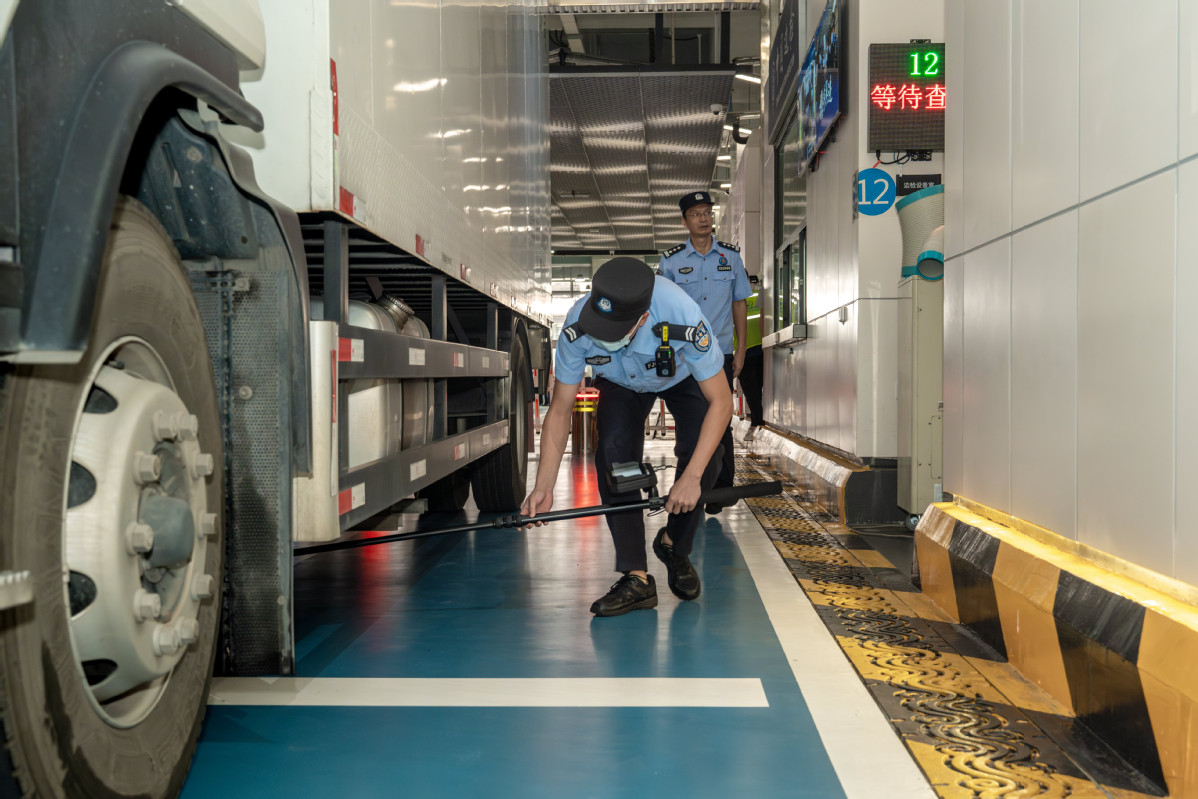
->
xmin=652 ymin=528 xmax=701 ymax=601
xmin=590 ymin=574 xmax=658 ymax=617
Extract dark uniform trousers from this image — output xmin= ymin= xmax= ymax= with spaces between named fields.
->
xmin=594 ymin=376 xmax=723 ymax=573
xmin=716 ymin=355 xmax=737 ymax=490
xmin=738 ymin=345 xmax=765 ymax=427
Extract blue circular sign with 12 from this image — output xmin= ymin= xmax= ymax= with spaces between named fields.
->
xmin=857 ymin=168 xmax=896 ymax=216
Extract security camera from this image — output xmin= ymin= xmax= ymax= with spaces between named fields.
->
xmin=710 ymin=103 xmax=722 ymax=116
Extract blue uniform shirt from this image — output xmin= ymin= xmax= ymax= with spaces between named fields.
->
xmin=657 ymin=238 xmax=753 ymax=355
xmin=555 ymin=277 xmax=725 ymax=393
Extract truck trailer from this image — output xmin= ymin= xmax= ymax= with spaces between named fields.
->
xmin=0 ymin=0 xmax=551 ymax=795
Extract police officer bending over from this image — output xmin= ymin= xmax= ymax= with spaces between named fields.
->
xmin=521 ymin=258 xmax=733 ymax=617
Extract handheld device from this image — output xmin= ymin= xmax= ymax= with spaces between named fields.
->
xmin=605 ymin=461 xmax=658 ymax=495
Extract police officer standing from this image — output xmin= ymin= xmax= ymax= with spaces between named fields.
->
xmin=657 ymin=191 xmax=753 ymax=512
xmin=521 ymin=258 xmax=732 ymax=617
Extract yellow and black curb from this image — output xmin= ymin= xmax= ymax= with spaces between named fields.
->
xmin=737 ymin=455 xmax=1166 ymax=798
xmin=735 ymin=421 xmax=897 ymax=526
xmin=917 ymin=501 xmax=1198 ymax=798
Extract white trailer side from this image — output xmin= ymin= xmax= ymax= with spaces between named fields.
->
xmin=231 ymin=0 xmax=552 ymax=323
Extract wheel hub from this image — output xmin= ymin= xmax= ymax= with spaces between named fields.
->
xmin=63 ymin=348 xmax=216 ymax=727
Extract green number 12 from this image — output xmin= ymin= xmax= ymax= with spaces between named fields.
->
xmin=909 ymin=51 xmax=940 ymax=76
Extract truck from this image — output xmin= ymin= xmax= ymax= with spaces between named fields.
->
xmin=0 ymin=0 xmax=551 ymax=795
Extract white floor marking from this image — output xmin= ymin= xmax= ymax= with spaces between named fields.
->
xmin=725 ymin=500 xmax=938 ymax=799
xmin=208 ymin=677 xmax=769 ymax=708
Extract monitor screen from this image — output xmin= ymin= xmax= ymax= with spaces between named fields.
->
xmin=867 ymin=43 xmax=946 ymax=152
xmin=799 ymin=0 xmax=842 ymax=174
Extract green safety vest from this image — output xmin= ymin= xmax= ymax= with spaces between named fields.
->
xmin=734 ymin=290 xmax=762 ymax=350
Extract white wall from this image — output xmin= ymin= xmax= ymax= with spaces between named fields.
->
xmin=944 ymin=0 xmax=1197 ymax=582
xmin=766 ymin=0 xmax=943 ymax=458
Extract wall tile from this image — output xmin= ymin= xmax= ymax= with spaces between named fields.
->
xmin=857 ymin=194 xmax=903 ymax=298
xmin=1182 ymin=0 xmax=1198 ymax=159
xmin=944 ymin=0 xmax=966 ymax=259
xmin=837 ymin=138 xmax=858 ymax=310
xmin=1011 ymin=0 xmax=1079 ymax=229
xmin=838 ymin=300 xmax=858 ymax=453
xmin=943 ymin=255 xmax=964 ymax=495
xmin=807 ymin=316 xmax=827 ymax=443
xmin=962 ymin=0 xmax=1013 ymax=250
xmin=1079 ymin=0 xmax=1178 ymax=199
xmin=1175 ymin=161 xmax=1198 ymax=584
xmin=856 ymin=299 xmax=899 ymax=458
xmin=962 ymin=238 xmax=1011 ymax=511
xmin=806 ymin=166 xmax=838 ymax=321
xmin=1077 ymin=171 xmax=1175 ymax=572
xmin=821 ymin=314 xmax=838 ymax=447
xmin=1011 ymin=211 xmax=1078 ymax=539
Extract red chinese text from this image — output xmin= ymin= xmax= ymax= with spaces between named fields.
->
xmin=898 ymin=84 xmax=922 ymax=110
xmin=870 ymin=84 xmax=896 ymax=110
xmin=926 ymin=84 xmax=946 ymax=109
xmin=871 ymin=83 xmax=947 ymax=112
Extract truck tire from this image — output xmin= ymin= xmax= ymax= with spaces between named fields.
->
xmin=470 ymin=334 xmax=532 ymax=511
xmin=0 ymin=198 xmax=223 ymax=798
xmin=420 ymin=469 xmax=471 ymax=512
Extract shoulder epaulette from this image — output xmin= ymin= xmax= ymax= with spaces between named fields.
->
xmin=561 ymin=322 xmax=583 ymax=343
xmin=663 ymin=243 xmax=686 ymax=258
xmin=717 ymin=240 xmax=740 ymax=253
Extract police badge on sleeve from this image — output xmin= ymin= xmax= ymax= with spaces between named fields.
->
xmin=694 ymin=321 xmax=711 ymax=353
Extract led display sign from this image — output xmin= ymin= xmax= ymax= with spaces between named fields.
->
xmin=798 ymin=0 xmax=843 ymax=174
xmin=867 ymin=43 xmax=945 ymax=153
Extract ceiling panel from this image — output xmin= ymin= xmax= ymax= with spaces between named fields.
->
xmin=550 ymin=70 xmax=734 ymax=254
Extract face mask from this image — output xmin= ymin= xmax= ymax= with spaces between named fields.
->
xmin=591 ymin=313 xmax=646 ymax=352
xmin=594 ymin=333 xmax=633 ymax=352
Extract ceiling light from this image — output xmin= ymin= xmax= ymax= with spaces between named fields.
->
xmin=735 ymin=73 xmax=762 ymax=84
xmin=716 ymin=155 xmax=731 ymax=161
xmin=720 ymin=183 xmax=731 ymax=188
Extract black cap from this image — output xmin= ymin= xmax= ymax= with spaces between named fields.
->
xmin=679 ymin=191 xmax=714 ymax=214
xmin=578 ymin=258 xmax=655 ymax=342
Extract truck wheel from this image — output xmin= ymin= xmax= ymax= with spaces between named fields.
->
xmin=470 ymin=335 xmax=532 ymax=511
xmin=0 ymin=198 xmax=223 ymax=798
xmin=420 ymin=469 xmax=471 ymax=512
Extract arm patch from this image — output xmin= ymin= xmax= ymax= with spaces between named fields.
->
xmin=651 ymin=321 xmax=708 ymax=350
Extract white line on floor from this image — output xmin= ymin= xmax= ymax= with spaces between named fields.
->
xmin=725 ymin=496 xmax=938 ymax=799
xmin=208 ymin=677 xmax=769 ymax=708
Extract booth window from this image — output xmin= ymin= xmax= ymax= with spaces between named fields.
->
xmin=773 ymin=106 xmax=806 ymax=331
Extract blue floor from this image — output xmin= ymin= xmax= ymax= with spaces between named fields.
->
xmin=182 ymin=446 xmax=847 ymax=798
